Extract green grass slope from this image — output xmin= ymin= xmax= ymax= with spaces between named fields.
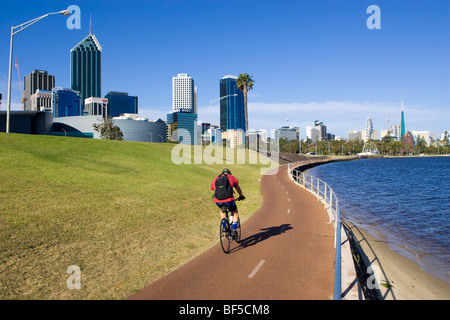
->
xmin=0 ymin=133 xmax=268 ymax=299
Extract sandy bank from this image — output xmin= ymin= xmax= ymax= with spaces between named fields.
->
xmin=343 ymin=219 xmax=450 ymax=300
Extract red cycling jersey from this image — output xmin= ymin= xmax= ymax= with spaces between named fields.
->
xmin=210 ymin=174 xmax=239 ymax=203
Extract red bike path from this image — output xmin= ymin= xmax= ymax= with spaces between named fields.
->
xmin=128 ymin=165 xmax=335 ymax=300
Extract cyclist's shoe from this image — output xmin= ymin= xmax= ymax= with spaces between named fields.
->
xmin=231 ymin=229 xmax=238 ymax=240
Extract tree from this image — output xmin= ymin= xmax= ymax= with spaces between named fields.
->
xmin=236 ymin=73 xmax=254 ymax=148
xmin=93 ymin=117 xmax=123 ymax=140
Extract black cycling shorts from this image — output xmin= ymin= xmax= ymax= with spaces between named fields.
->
xmin=216 ymin=201 xmax=237 ymax=213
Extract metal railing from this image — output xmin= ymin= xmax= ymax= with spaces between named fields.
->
xmin=288 ymin=164 xmax=342 ymax=300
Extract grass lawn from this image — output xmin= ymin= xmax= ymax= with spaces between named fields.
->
xmin=0 ymin=133 xmax=272 ymax=299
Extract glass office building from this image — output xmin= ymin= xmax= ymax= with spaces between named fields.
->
xmin=167 ymin=111 xmax=198 ymax=145
xmin=71 ymin=32 xmax=102 ymax=109
xmin=105 ymin=91 xmax=138 ymax=118
xmin=219 ymin=75 xmax=245 ymax=132
xmin=52 ymin=87 xmax=81 ymax=118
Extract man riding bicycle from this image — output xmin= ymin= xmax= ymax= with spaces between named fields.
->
xmin=211 ymin=169 xmax=245 ymax=239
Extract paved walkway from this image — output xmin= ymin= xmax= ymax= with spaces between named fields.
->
xmin=128 ymin=166 xmax=335 ymax=300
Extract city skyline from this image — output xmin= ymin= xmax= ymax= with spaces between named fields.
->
xmin=0 ymin=0 xmax=448 ymax=138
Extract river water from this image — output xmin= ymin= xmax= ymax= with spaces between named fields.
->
xmin=306 ymin=156 xmax=450 ymax=283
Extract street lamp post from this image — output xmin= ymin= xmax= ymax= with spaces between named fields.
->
xmin=5 ymin=10 xmax=70 ymax=139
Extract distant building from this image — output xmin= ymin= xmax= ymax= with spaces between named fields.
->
xmin=172 ymin=73 xmax=195 ymax=113
xmin=275 ymin=126 xmax=299 ymax=141
xmin=220 ymin=75 xmax=245 ymax=133
xmin=53 ymin=115 xmax=167 ymax=142
xmin=0 ymin=111 xmax=53 ymax=135
xmin=113 ymin=115 xmax=167 ymax=143
xmin=314 ymin=120 xmax=327 ymax=141
xmin=223 ymin=129 xmax=244 ymax=148
xmin=24 ymin=70 xmax=55 ymax=111
xmin=104 ymin=91 xmax=138 ymax=118
xmin=348 ymin=130 xmax=362 ymax=141
xmin=52 ymin=87 xmax=81 ymax=118
xmin=390 ymin=123 xmax=401 ymax=141
xmin=412 ymin=131 xmax=431 ymax=147
xmin=327 ymin=133 xmax=335 ymax=141
xmin=84 ymin=97 xmax=108 ymax=117
xmin=209 ymin=126 xmax=222 ymax=145
xmin=30 ymin=89 xmax=52 ymax=112
xmin=306 ymin=126 xmax=320 ymax=143
xmin=71 ymin=31 xmax=102 ymax=109
xmin=167 ymin=111 xmax=198 ymax=145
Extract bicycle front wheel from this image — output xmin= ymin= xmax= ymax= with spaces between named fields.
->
xmin=235 ymin=217 xmax=241 ymax=244
xmin=220 ymin=218 xmax=231 ymax=254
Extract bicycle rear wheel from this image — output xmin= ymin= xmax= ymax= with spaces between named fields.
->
xmin=220 ymin=218 xmax=231 ymax=254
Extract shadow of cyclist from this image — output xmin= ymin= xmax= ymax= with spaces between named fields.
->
xmin=238 ymin=224 xmax=292 ymax=249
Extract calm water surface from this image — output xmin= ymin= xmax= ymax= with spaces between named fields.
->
xmin=307 ymin=156 xmax=450 ymax=283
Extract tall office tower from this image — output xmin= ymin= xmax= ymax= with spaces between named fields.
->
xmin=400 ymin=101 xmax=406 ymax=141
xmin=219 ymin=75 xmax=245 ymax=132
xmin=364 ymin=117 xmax=374 ymax=142
xmin=24 ymin=70 xmax=55 ymax=111
xmin=71 ymin=30 xmax=102 ymax=110
xmin=104 ymin=91 xmax=138 ymax=118
xmin=172 ymin=73 xmax=194 ymax=113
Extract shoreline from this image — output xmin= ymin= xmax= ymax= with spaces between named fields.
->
xmin=342 ymin=218 xmax=450 ymax=300
xmin=290 ymin=156 xmax=450 ymax=300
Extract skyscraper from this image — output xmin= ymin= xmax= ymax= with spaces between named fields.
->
xmin=70 ymin=30 xmax=102 ymax=110
xmin=172 ymin=74 xmax=194 ymax=113
xmin=219 ymin=75 xmax=245 ymax=132
xmin=24 ymin=70 xmax=55 ymax=111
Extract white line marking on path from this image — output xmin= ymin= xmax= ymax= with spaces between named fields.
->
xmin=288 ymin=198 xmax=291 ymax=202
xmin=287 ymin=209 xmax=290 ymax=214
xmin=248 ymin=260 xmax=265 ymax=279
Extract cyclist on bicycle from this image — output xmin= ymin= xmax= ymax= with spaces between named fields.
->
xmin=211 ymin=169 xmax=245 ymax=239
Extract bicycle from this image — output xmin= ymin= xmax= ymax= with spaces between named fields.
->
xmin=219 ymin=197 xmax=244 ymax=254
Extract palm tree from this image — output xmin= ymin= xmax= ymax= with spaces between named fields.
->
xmin=236 ymin=73 xmax=254 ymax=148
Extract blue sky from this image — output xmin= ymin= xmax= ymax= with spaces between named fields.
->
xmin=0 ymin=0 xmax=449 ymax=138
